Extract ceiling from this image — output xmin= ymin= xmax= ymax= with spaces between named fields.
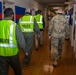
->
xmin=35 ymin=0 xmax=69 ymax=14
xmin=35 ymin=0 xmax=69 ymax=5
xmin=35 ymin=0 xmax=69 ymax=8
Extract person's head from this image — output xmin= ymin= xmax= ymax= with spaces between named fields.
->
xmin=26 ymin=8 xmax=30 ymax=13
xmin=37 ymin=9 xmax=42 ymax=14
xmin=56 ymin=7 xmax=65 ymax=14
xmin=4 ymin=8 xmax=14 ymax=19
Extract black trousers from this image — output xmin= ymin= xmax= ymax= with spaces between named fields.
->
xmin=0 ymin=53 xmax=22 ymax=75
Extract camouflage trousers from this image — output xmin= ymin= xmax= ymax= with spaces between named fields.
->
xmin=51 ymin=37 xmax=65 ymax=61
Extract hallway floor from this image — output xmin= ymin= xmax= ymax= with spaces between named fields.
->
xmin=9 ymin=28 xmax=76 ymax=75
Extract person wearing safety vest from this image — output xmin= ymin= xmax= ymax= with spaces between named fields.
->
xmin=19 ymin=8 xmax=40 ymax=66
xmin=35 ymin=9 xmax=45 ymax=50
xmin=0 ymin=8 xmax=28 ymax=75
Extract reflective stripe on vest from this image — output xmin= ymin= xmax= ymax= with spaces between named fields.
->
xmin=0 ymin=22 xmax=17 ymax=48
xmin=19 ymin=16 xmax=33 ymax=24
xmin=35 ymin=15 xmax=43 ymax=29
xmin=37 ymin=16 xmax=43 ymax=24
xmin=19 ymin=16 xmax=34 ymax=32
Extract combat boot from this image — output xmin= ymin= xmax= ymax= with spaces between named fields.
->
xmin=53 ymin=60 xmax=57 ymax=67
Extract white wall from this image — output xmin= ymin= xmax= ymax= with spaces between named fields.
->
xmin=1 ymin=0 xmax=47 ymax=28
xmin=66 ymin=1 xmax=74 ymax=47
xmin=0 ymin=0 xmax=2 ymax=1
xmin=73 ymin=4 xmax=76 ymax=56
xmin=8 ymin=0 xmax=43 ymax=10
xmin=1 ymin=0 xmax=44 ymax=21
xmin=1 ymin=0 xmax=44 ymax=13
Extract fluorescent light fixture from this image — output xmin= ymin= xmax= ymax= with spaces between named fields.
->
xmin=53 ymin=7 xmax=60 ymax=9
xmin=65 ymin=1 xmax=73 ymax=4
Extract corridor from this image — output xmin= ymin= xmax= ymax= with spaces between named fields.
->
xmin=9 ymin=28 xmax=76 ymax=75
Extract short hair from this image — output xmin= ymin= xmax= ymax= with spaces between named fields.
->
xmin=26 ymin=8 xmax=30 ymax=13
xmin=37 ymin=9 xmax=42 ymax=14
xmin=4 ymin=8 xmax=14 ymax=17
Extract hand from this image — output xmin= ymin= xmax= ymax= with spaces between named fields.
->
xmin=25 ymin=52 xmax=28 ymax=56
xmin=49 ymin=36 xmax=51 ymax=39
xmin=35 ymin=34 xmax=39 ymax=38
xmin=38 ymin=35 xmax=40 ymax=38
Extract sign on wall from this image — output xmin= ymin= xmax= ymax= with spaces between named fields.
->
xmin=0 ymin=1 xmax=2 ymax=20
xmin=15 ymin=6 xmax=25 ymax=23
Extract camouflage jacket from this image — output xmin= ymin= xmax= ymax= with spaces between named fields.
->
xmin=48 ymin=14 xmax=69 ymax=38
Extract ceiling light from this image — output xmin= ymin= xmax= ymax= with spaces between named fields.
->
xmin=64 ymin=1 xmax=73 ymax=4
xmin=53 ymin=7 xmax=60 ymax=9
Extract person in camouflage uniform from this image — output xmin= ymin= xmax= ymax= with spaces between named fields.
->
xmin=48 ymin=7 xmax=69 ymax=67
